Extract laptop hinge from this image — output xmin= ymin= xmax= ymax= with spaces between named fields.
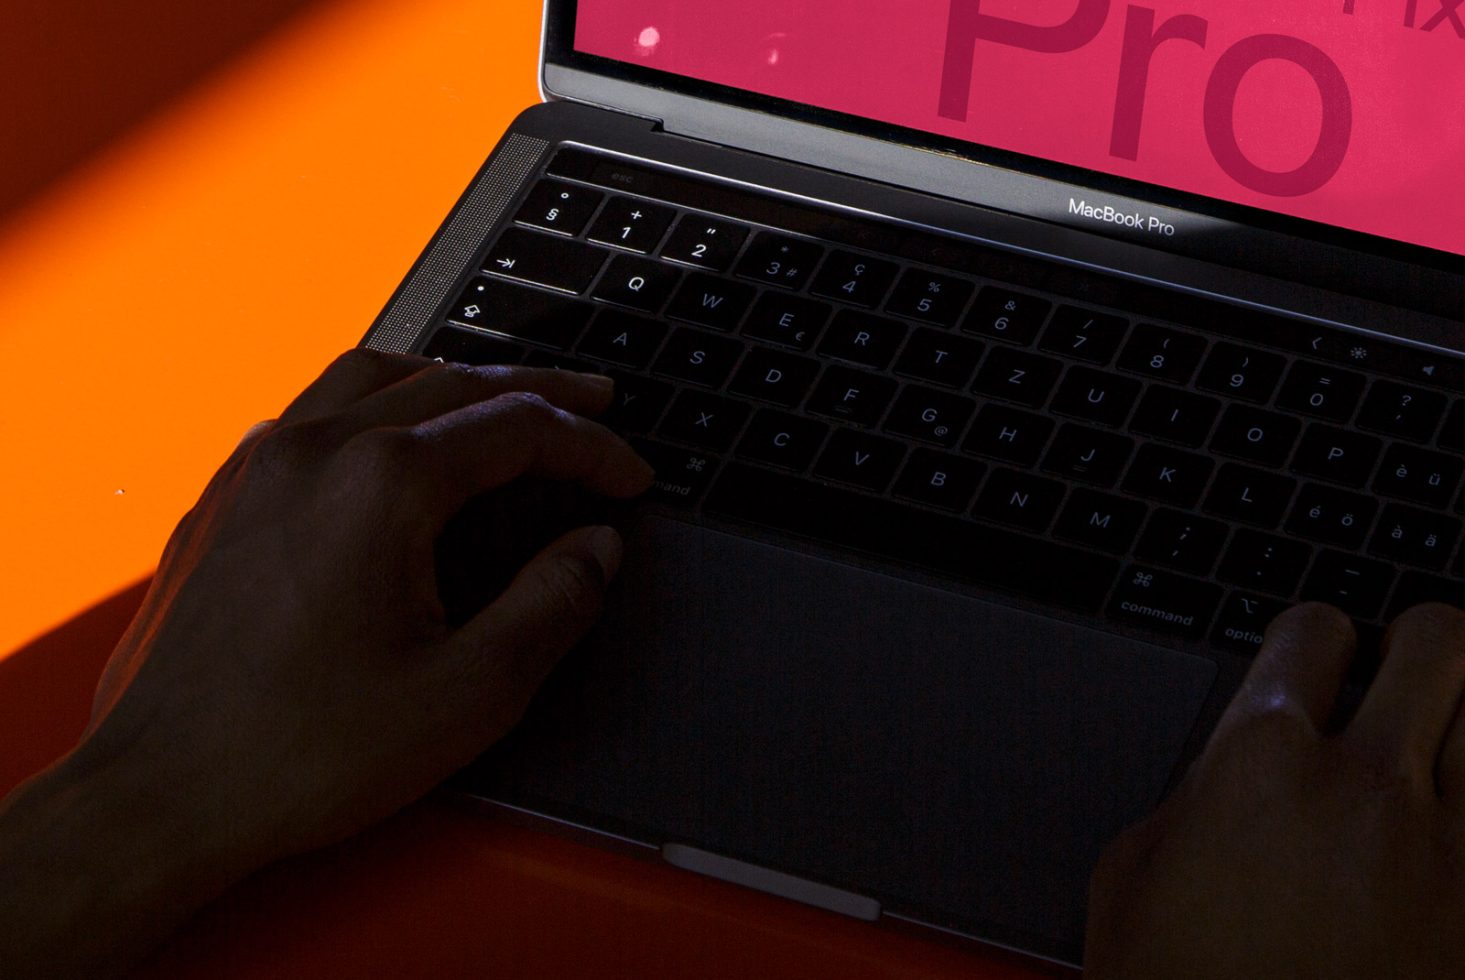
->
xmin=661 ymin=844 xmax=883 ymax=921
xmin=546 ymin=91 xmax=665 ymax=131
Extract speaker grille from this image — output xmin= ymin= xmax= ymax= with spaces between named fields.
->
xmin=364 ymin=133 xmax=550 ymax=354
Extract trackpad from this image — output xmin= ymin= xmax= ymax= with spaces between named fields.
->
xmin=472 ymin=517 xmax=1216 ymax=956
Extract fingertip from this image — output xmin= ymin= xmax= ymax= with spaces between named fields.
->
xmin=1224 ymin=602 xmax=1357 ymax=737
xmin=583 ymin=525 xmax=624 ymax=582
xmin=1265 ymin=602 xmax=1355 ymax=651
xmin=1382 ymin=602 xmax=1465 ymax=652
xmin=590 ymin=435 xmax=655 ymax=499
xmin=574 ymin=372 xmax=617 ymax=412
xmin=629 ymin=451 xmax=656 ymax=493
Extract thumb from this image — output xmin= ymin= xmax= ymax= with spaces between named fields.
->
xmin=447 ymin=524 xmax=624 ymax=730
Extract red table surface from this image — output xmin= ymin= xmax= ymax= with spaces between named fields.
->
xmin=0 ymin=0 xmax=1069 ymax=974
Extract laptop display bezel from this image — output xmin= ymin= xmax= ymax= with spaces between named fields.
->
xmin=540 ymin=0 xmax=1464 ymax=282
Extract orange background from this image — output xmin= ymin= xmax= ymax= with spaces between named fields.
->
xmin=0 ymin=0 xmax=1060 ymax=974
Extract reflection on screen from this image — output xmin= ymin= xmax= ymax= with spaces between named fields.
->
xmin=576 ymin=1 xmax=1465 ymax=257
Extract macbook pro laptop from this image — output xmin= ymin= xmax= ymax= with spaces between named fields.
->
xmin=360 ymin=1 xmax=1465 ymax=966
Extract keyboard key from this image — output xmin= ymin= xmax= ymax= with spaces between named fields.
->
xmin=971 ymin=348 xmax=1064 ymax=408
xmin=962 ymin=404 xmax=1055 ymax=466
xmin=703 ymin=464 xmax=1119 ymax=613
xmin=1301 ymin=551 xmax=1393 ymax=620
xmin=1387 ymin=571 xmax=1465 ymax=620
xmin=735 ymin=410 xmax=829 ymax=472
xmin=1212 ymin=592 xmax=1290 ymax=653
xmin=587 ymin=198 xmax=677 ymax=253
xmin=1196 ymin=343 xmax=1286 ymax=403
xmin=1038 ymin=307 xmax=1128 ymax=364
xmin=514 ymin=179 xmax=603 ymax=236
xmin=893 ymin=450 xmax=986 ymax=512
xmin=817 ymin=310 xmax=907 ymax=369
xmin=742 ymin=294 xmax=832 ymax=351
xmin=1041 ymin=425 xmax=1134 ymax=488
xmin=1274 ymin=361 xmax=1365 ymax=422
xmin=448 ymin=278 xmax=594 ymax=350
xmin=962 ymin=288 xmax=1051 ymax=346
xmin=735 ymin=233 xmax=823 ymax=289
xmin=1209 ymin=405 xmax=1301 ymax=467
xmin=484 ymin=225 xmax=608 ymax=294
xmin=1218 ymin=530 xmax=1312 ymax=597
xmin=807 ymin=366 xmax=898 ymax=427
xmin=1054 ymin=489 xmax=1146 ymax=554
xmin=1204 ymin=464 xmax=1297 ymax=528
xmin=600 ymin=373 xmax=673 ymax=433
xmin=1121 ymin=445 xmax=1214 ymax=508
xmin=1373 ymin=443 xmax=1463 ymax=509
xmin=660 ymin=216 xmax=749 ymax=271
xmin=1051 ymin=368 xmax=1141 ymax=428
xmin=1109 ymin=566 xmax=1221 ymax=639
xmin=665 ymin=273 xmax=757 ymax=331
xmin=885 ymin=270 xmax=974 ymax=327
xmin=421 ymin=327 xmax=524 ymax=366
xmin=973 ymin=469 xmax=1066 ymax=532
xmin=813 ymin=428 xmax=906 ymax=492
xmin=1369 ymin=503 xmax=1460 ymax=571
xmin=1130 ymin=386 xmax=1221 ymax=447
xmin=576 ymin=309 xmax=667 ymax=369
xmin=1116 ymin=324 xmax=1206 ymax=384
xmin=1134 ymin=510 xmax=1227 ymax=576
xmin=1290 ymin=424 xmax=1382 ymax=488
xmin=728 ymin=347 xmax=820 ymax=408
xmin=657 ymin=390 xmax=750 ymax=452
xmin=809 ymin=251 xmax=899 ymax=308
xmin=1438 ymin=400 xmax=1465 ymax=451
xmin=883 ymin=386 xmax=977 ymax=448
xmin=895 ymin=329 xmax=984 ymax=389
xmin=631 ymin=439 xmax=720 ymax=506
xmin=651 ymin=329 xmax=743 ymax=388
xmin=592 ymin=254 xmax=682 ymax=312
xmin=1356 ymin=381 xmax=1447 ymax=442
xmin=1285 ymin=483 xmax=1379 ymax=549
xmin=523 ymin=351 xmax=595 ymax=373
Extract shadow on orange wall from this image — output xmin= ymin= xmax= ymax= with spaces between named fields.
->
xmin=0 ymin=0 xmax=331 ymax=219
xmin=0 ymin=578 xmax=148 ymax=795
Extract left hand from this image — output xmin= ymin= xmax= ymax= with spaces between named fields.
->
xmin=0 ymin=350 xmax=652 ymax=978
xmin=86 ymin=350 xmax=654 ymax=865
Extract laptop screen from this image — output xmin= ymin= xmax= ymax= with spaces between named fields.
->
xmin=572 ymin=1 xmax=1464 ymax=259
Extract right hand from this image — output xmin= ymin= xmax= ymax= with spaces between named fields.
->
xmin=1087 ymin=602 xmax=1465 ymax=979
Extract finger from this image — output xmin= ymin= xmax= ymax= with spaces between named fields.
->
xmin=1440 ymin=701 xmax=1465 ymax=802
xmin=276 ymin=349 xmax=434 ymax=425
xmin=322 ymin=361 xmax=615 ymax=438
xmin=1349 ymin=603 xmax=1465 ymax=781
xmin=351 ymin=392 xmax=653 ymax=533
xmin=444 ymin=524 xmax=623 ymax=731
xmin=1214 ymin=603 xmax=1356 ymax=738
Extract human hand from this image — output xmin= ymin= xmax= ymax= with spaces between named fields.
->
xmin=0 ymin=350 xmax=651 ymax=976
xmin=1086 ymin=603 xmax=1465 ymax=978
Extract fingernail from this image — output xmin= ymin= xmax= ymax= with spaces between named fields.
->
xmin=585 ymin=526 xmax=624 ymax=581
xmin=576 ymin=372 xmax=615 ymax=393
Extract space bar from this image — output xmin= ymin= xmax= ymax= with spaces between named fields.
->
xmin=703 ymin=464 xmax=1118 ymax=614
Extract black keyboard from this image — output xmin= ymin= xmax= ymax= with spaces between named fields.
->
xmin=421 ymin=147 xmax=1465 ymax=657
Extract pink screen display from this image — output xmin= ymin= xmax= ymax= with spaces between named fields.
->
xmin=575 ymin=1 xmax=1465 ymax=257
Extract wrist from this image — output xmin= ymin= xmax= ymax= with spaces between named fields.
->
xmin=0 ymin=746 xmax=247 ymax=977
